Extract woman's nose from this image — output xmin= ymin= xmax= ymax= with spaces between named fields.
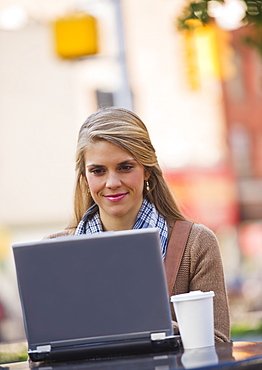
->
xmin=106 ymin=172 xmax=121 ymax=189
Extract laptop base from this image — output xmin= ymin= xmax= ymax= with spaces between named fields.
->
xmin=29 ymin=336 xmax=181 ymax=362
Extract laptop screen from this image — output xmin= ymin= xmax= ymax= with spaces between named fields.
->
xmin=13 ymin=228 xmax=173 ymax=349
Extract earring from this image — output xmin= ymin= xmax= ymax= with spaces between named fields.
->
xmin=146 ymin=181 xmax=150 ymax=192
xmin=87 ymin=187 xmax=91 ymax=197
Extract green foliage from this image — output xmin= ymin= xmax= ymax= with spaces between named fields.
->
xmin=177 ymin=0 xmax=262 ymax=56
xmin=0 ymin=343 xmax=28 ymax=365
xmin=243 ymin=0 xmax=262 ymax=25
xmin=177 ymin=0 xmax=262 ymax=30
xmin=231 ymin=321 xmax=262 ymax=338
xmin=177 ymin=1 xmax=211 ymax=30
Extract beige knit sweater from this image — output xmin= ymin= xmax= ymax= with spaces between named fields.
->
xmin=169 ymin=223 xmax=230 ymax=343
xmin=46 ymin=222 xmax=230 ymax=343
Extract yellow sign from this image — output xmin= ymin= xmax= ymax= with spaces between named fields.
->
xmin=53 ymin=12 xmax=98 ymax=59
xmin=182 ymin=23 xmax=236 ymax=89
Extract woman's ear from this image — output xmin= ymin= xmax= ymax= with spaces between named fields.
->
xmin=144 ymin=168 xmax=150 ymax=181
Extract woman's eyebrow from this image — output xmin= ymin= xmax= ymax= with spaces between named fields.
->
xmin=86 ymin=164 xmax=105 ymax=168
xmin=86 ymin=159 xmax=137 ymax=167
xmin=118 ymin=159 xmax=136 ymax=165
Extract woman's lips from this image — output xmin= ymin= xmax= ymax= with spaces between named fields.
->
xmin=104 ymin=193 xmax=127 ymax=202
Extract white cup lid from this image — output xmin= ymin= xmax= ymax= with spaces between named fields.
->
xmin=170 ymin=290 xmax=215 ymax=302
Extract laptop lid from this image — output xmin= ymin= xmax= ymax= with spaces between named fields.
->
xmin=12 ymin=228 xmax=174 ymax=360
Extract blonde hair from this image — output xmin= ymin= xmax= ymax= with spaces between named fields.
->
xmin=67 ymin=107 xmax=186 ymax=230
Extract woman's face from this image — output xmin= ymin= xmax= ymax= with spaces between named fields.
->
xmin=84 ymin=140 xmax=149 ymax=230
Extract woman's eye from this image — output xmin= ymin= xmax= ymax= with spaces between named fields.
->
xmin=120 ymin=165 xmax=133 ymax=171
xmin=91 ymin=168 xmax=105 ymax=175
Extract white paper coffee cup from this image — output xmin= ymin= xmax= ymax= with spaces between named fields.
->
xmin=170 ymin=290 xmax=215 ymax=350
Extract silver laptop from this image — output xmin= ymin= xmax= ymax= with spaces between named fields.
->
xmin=12 ymin=228 xmax=179 ymax=362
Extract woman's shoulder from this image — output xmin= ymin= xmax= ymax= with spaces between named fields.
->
xmin=168 ymin=219 xmax=217 ymax=240
xmin=187 ymin=222 xmax=221 ymax=255
xmin=190 ymin=222 xmax=218 ymax=241
xmin=167 ymin=219 xmax=221 ymax=262
xmin=44 ymin=228 xmax=76 ymax=239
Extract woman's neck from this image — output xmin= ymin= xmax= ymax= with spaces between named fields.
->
xmin=101 ymin=216 xmax=135 ymax=231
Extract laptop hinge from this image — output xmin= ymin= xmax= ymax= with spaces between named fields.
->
xmin=36 ymin=345 xmax=51 ymax=353
xmin=150 ymin=332 xmax=166 ymax=341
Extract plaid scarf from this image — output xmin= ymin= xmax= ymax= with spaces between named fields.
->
xmin=75 ymin=198 xmax=168 ymax=259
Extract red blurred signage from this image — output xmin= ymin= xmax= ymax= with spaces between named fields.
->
xmin=238 ymin=222 xmax=262 ymax=257
xmin=164 ymin=166 xmax=239 ymax=231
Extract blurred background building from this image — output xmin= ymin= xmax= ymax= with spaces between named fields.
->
xmin=0 ymin=0 xmax=262 ymax=342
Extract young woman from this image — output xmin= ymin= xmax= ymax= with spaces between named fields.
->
xmin=49 ymin=107 xmax=230 ymax=342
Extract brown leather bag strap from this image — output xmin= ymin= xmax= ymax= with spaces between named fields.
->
xmin=164 ymin=220 xmax=193 ymax=296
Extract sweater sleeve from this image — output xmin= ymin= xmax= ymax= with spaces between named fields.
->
xmin=172 ymin=224 xmax=230 ymax=343
xmin=190 ymin=225 xmax=230 ymax=342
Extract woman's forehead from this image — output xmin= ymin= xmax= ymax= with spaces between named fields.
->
xmin=84 ymin=141 xmax=135 ymax=164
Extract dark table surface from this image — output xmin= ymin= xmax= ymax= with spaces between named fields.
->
xmin=1 ymin=341 xmax=262 ymax=370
